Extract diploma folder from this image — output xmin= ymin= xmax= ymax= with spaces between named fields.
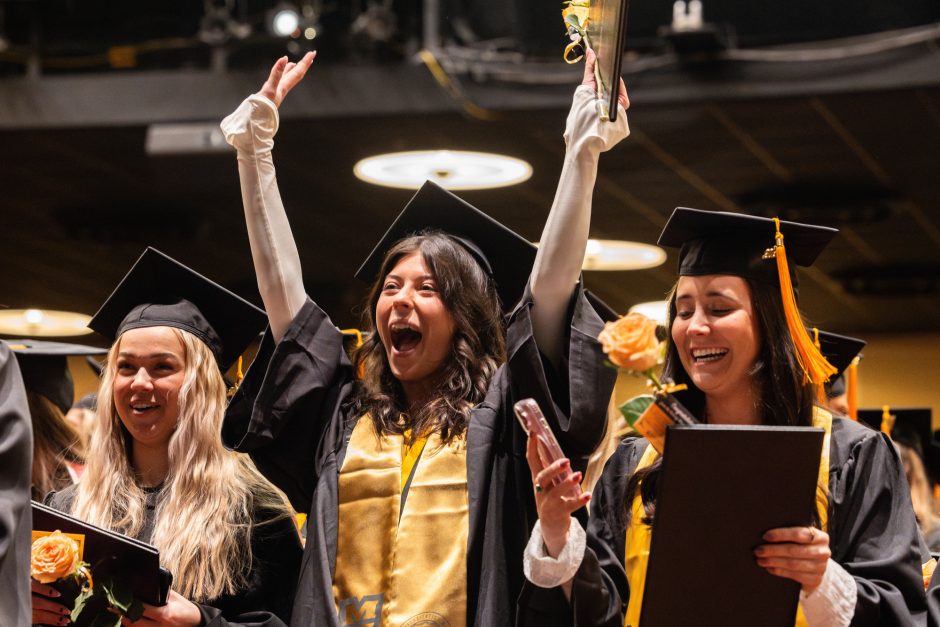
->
xmin=637 ymin=425 xmax=824 ymax=627
xmin=589 ymin=0 xmax=630 ymax=122
xmin=32 ymin=501 xmax=171 ymax=606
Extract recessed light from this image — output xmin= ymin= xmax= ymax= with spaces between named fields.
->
xmin=581 ymin=239 xmax=667 ymax=271
xmin=629 ymin=301 xmax=669 ymax=326
xmin=0 ymin=309 xmax=93 ymax=337
xmin=353 ymin=150 xmax=532 ymax=190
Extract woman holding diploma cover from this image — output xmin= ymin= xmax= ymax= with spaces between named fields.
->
xmin=520 ymin=210 xmax=928 ymax=625
xmin=217 ymin=46 xmax=627 ymax=626
xmin=31 ymin=249 xmax=302 ymax=626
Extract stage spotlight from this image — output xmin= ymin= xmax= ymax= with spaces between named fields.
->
xmin=267 ymin=2 xmax=301 ymax=38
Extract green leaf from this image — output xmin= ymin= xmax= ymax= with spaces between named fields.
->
xmin=618 ymin=395 xmax=655 ymax=428
xmin=103 ymin=579 xmax=134 ymax=613
xmin=565 ymin=13 xmax=582 ymax=27
xmin=70 ymin=586 xmax=95 ymax=622
xmin=88 ymin=612 xmax=122 ymax=627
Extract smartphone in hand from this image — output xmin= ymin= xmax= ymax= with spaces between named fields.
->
xmin=514 ymin=398 xmax=580 ymax=494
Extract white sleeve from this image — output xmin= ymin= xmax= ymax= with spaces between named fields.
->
xmin=523 ymin=517 xmax=588 ymax=588
xmin=798 ymin=558 xmax=858 ymax=627
xmin=220 ymin=94 xmax=306 ymax=342
xmin=529 ymin=85 xmax=630 ymax=368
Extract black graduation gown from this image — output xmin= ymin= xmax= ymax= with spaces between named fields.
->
xmin=44 ymin=484 xmax=302 ymax=627
xmin=517 ymin=417 xmax=928 ymax=627
xmin=0 ymin=342 xmax=32 ymax=627
xmin=927 ymin=567 xmax=940 ymax=627
xmin=221 ymin=283 xmax=615 ymax=627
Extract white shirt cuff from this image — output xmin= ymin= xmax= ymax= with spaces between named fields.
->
xmin=799 ymin=558 xmax=857 ymax=627
xmin=523 ymin=518 xmax=587 ymax=589
xmin=562 ymin=85 xmax=630 ymax=154
xmin=220 ymin=93 xmax=279 ymax=153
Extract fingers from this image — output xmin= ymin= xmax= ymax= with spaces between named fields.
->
xmin=277 ymin=51 xmax=316 ymax=103
xmin=535 ymin=458 xmax=572 ymax=493
xmin=581 ymin=48 xmax=596 ymax=86
xmin=755 ymin=541 xmax=831 ymax=562
xmin=33 ymin=592 xmax=71 ymax=626
xmin=31 ymin=580 xmax=62 ymax=597
xmin=618 ymin=78 xmax=630 ymax=111
xmin=525 ymin=432 xmax=545 ymax=478
xmin=763 ymin=526 xmax=829 ymax=546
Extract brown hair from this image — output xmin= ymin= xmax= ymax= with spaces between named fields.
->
xmin=27 ymin=391 xmax=85 ymax=501
xmin=349 ymin=231 xmax=506 ymax=444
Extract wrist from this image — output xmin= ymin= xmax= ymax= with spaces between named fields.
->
xmin=542 ymin=528 xmax=571 ymax=558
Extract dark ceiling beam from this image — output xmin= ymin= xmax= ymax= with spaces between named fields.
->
xmin=0 ymin=44 xmax=939 ymax=129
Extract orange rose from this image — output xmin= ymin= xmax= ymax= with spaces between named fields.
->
xmin=31 ymin=531 xmax=80 ymax=584
xmin=598 ymin=312 xmax=661 ymax=372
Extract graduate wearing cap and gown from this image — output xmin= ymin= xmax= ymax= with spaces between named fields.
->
xmin=815 ymin=331 xmax=866 ymax=420
xmin=8 ymin=339 xmax=105 ymax=499
xmin=35 ymin=249 xmax=302 ymax=627
xmin=519 ymin=208 xmax=926 ymax=627
xmin=858 ymin=408 xmax=940 ymax=553
xmin=0 ymin=341 xmax=33 ymax=627
xmin=219 ymin=51 xmax=628 ymax=626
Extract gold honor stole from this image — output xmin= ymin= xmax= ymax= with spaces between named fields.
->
xmin=623 ymin=408 xmax=833 ymax=627
xmin=333 ymin=416 xmax=469 ymax=627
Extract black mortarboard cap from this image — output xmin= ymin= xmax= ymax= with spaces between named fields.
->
xmin=816 ymin=331 xmax=866 ymax=399
xmin=657 ymin=207 xmax=838 ymax=283
xmin=858 ymin=406 xmax=934 ymax=458
xmin=88 ymin=248 xmax=267 ymax=371
xmin=6 ymin=339 xmax=107 ymax=414
xmin=355 ymin=181 xmax=537 ymax=311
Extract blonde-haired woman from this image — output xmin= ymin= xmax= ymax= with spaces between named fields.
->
xmin=31 ymin=248 xmax=302 ymax=627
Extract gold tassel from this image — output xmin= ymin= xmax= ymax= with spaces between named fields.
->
xmin=880 ymin=405 xmax=895 ymax=436
xmin=341 ymin=328 xmax=365 ymax=379
xmin=846 ymin=357 xmax=860 ymax=420
xmin=811 ymin=328 xmax=827 ymax=405
xmin=763 ymin=218 xmax=838 ymax=385
xmin=226 ymin=355 xmax=245 ymax=399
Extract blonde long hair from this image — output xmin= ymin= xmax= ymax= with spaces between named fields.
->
xmin=73 ymin=329 xmax=293 ymax=602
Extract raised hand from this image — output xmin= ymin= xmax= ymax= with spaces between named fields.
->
xmin=259 ymin=51 xmax=317 ymax=108
xmin=755 ymin=526 xmax=832 ymax=592
xmin=581 ymin=48 xmax=629 ymax=112
xmin=526 ymin=432 xmax=592 ymax=558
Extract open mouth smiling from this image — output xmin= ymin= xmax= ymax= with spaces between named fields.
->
xmin=390 ymin=323 xmax=423 ymax=352
xmin=691 ymin=347 xmax=729 ymax=363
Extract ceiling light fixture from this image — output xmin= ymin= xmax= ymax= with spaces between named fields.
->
xmin=629 ymin=301 xmax=670 ymax=326
xmin=581 ymin=239 xmax=667 ymax=271
xmin=267 ymin=2 xmax=301 ymax=38
xmin=353 ymin=150 xmax=533 ymax=190
xmin=0 ymin=309 xmax=94 ymax=337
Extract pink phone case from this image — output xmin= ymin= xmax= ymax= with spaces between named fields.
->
xmin=514 ymin=398 xmax=579 ymax=492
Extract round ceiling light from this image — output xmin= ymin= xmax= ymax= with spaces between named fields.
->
xmin=353 ymin=150 xmax=533 ymax=191
xmin=629 ymin=301 xmax=669 ymax=327
xmin=581 ymin=239 xmax=667 ymax=271
xmin=0 ymin=309 xmax=94 ymax=337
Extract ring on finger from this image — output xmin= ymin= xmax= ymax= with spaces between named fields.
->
xmin=808 ymin=527 xmax=816 ymax=542
xmin=535 ymin=483 xmax=543 ymax=493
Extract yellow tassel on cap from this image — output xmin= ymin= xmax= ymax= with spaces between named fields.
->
xmin=811 ymin=328 xmax=827 ymax=405
xmin=880 ymin=405 xmax=895 ymax=436
xmin=763 ymin=218 xmax=838 ymax=385
xmin=846 ymin=357 xmax=860 ymax=420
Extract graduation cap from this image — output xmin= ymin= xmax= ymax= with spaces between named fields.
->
xmin=658 ymin=207 xmax=839 ymax=385
xmin=355 ymin=181 xmax=537 ymax=311
xmin=5 ymin=339 xmax=107 ymax=414
xmin=88 ymin=248 xmax=267 ymax=372
xmin=858 ymin=407 xmax=940 ymax=480
xmin=815 ymin=330 xmax=865 ymax=407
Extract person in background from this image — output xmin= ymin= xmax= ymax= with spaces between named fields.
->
xmin=815 ymin=331 xmax=865 ymax=419
xmin=8 ymin=339 xmax=104 ymax=499
xmin=31 ymin=249 xmax=302 ymax=627
xmin=0 ymin=341 xmax=33 ymax=627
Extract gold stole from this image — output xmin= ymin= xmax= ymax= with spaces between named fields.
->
xmin=623 ymin=408 xmax=833 ymax=627
xmin=333 ymin=416 xmax=469 ymax=627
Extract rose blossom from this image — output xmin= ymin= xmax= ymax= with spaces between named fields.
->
xmin=31 ymin=530 xmax=80 ymax=584
xmin=598 ymin=312 xmax=660 ymax=372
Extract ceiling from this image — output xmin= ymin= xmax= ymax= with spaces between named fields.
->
xmin=1 ymin=1 xmax=939 ymax=344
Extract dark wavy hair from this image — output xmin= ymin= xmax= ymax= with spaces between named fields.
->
xmin=624 ymin=276 xmax=817 ymax=524
xmin=347 ymin=231 xmax=506 ymax=445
